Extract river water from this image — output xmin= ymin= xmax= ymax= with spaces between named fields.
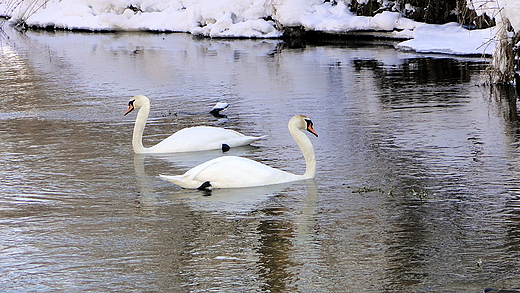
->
xmin=1 ymin=25 xmax=519 ymax=292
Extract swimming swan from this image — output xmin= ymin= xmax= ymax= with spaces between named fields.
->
xmin=160 ymin=115 xmax=318 ymax=189
xmin=124 ymin=95 xmax=265 ymax=154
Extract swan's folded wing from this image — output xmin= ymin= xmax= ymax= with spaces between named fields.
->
xmin=184 ymin=156 xmax=231 ymax=181
xmin=159 ymin=156 xmax=233 ymax=183
xmin=158 ymin=127 xmax=266 ymax=152
xmin=189 ymin=156 xmax=298 ymax=188
xmin=159 ymin=156 xmax=240 ymax=188
xmin=160 ymin=156 xmax=300 ymax=189
xmin=222 ymin=128 xmax=266 ymax=140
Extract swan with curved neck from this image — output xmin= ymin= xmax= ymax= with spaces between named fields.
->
xmin=124 ymin=95 xmax=265 ymax=154
xmin=160 ymin=115 xmax=318 ymax=189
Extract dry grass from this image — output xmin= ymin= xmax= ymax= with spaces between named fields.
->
xmin=0 ymin=0 xmax=50 ymax=28
xmin=481 ymin=18 xmax=519 ymax=85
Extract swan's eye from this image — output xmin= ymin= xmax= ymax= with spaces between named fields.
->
xmin=128 ymin=100 xmax=135 ymax=106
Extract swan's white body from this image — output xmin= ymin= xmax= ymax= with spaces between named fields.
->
xmin=160 ymin=115 xmax=318 ymax=189
xmin=125 ymin=95 xmax=265 ymax=154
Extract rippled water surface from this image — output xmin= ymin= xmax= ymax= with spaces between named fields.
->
xmin=1 ymin=26 xmax=520 ymax=292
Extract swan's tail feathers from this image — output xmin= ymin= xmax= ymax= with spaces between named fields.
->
xmin=225 ymin=135 xmax=267 ymax=148
xmin=159 ymin=175 xmax=184 ymax=186
xmin=248 ymin=135 xmax=268 ymax=143
xmin=160 ymin=174 xmax=208 ymax=189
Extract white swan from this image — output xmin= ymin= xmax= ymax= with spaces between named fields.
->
xmin=160 ymin=115 xmax=318 ymax=189
xmin=124 ymin=95 xmax=265 ymax=154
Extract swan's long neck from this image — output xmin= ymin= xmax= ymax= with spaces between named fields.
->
xmin=132 ymin=103 xmax=150 ymax=153
xmin=289 ymin=124 xmax=316 ymax=179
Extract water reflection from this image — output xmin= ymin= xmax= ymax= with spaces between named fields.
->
xmin=257 ymin=204 xmax=295 ymax=292
xmin=133 ymin=149 xmax=320 ymax=292
xmin=484 ymin=85 xmax=519 ymax=123
xmin=505 ymin=193 xmax=520 ymax=254
xmin=0 ymin=41 xmax=38 ymax=115
xmin=1 ymin=24 xmax=520 ymax=292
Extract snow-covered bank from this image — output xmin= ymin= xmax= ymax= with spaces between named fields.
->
xmin=0 ymin=0 xmax=518 ymax=57
xmin=3 ymin=1 xmax=422 ymax=37
xmin=396 ymin=23 xmax=497 ymax=56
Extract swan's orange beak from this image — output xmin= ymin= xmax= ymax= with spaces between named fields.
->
xmin=124 ymin=101 xmax=135 ymax=116
xmin=306 ymin=121 xmax=318 ymax=137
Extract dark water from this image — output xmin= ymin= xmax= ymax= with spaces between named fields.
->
xmin=1 ymin=25 xmax=519 ymax=292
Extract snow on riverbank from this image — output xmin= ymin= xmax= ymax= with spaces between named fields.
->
xmin=396 ymin=23 xmax=497 ymax=56
xmin=1 ymin=0 xmax=518 ymax=56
